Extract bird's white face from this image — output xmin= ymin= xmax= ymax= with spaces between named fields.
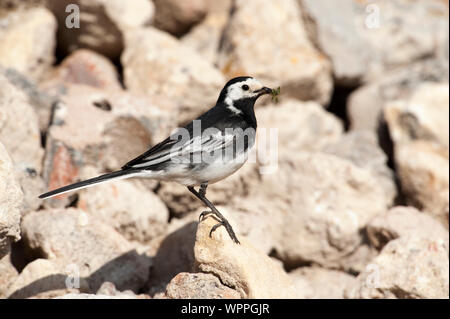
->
xmin=225 ymin=78 xmax=267 ymax=104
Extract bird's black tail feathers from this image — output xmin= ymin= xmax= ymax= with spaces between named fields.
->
xmin=38 ymin=169 xmax=141 ymax=199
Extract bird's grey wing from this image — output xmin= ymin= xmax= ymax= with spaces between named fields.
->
xmin=124 ymin=131 xmax=236 ymax=169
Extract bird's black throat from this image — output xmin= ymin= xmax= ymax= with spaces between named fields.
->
xmin=232 ymin=98 xmax=258 ymax=129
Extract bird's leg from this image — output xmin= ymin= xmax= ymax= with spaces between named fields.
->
xmin=199 ymin=182 xmax=208 ymax=197
xmin=188 ymin=186 xmax=240 ymax=244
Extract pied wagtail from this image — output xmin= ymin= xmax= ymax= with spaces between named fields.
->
xmin=39 ymin=76 xmax=273 ymax=244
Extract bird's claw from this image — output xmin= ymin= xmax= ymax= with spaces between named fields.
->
xmin=199 ymin=210 xmax=212 ymax=222
xmin=209 ymin=220 xmax=241 ymax=244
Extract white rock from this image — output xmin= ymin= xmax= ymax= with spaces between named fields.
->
xmin=290 ymin=267 xmax=357 ymax=299
xmin=7 ymin=258 xmax=86 ymax=299
xmin=165 ymin=272 xmax=240 ymax=299
xmin=367 ymin=206 xmax=449 ymax=250
xmin=21 ymin=208 xmax=152 ymax=293
xmin=300 ymin=0 xmax=370 ymax=85
xmin=194 ymin=215 xmax=299 ymax=298
xmin=384 ymin=82 xmax=449 ymax=226
xmin=217 ymin=0 xmax=333 ymax=105
xmin=0 ymin=73 xmax=44 ymax=211
xmin=0 ymin=247 xmax=18 ymax=298
xmin=78 ymin=166 xmax=169 ymax=244
xmin=258 ymin=152 xmax=389 ymax=268
xmin=0 ymin=142 xmax=23 ymax=258
xmin=322 ymin=130 xmax=397 ymax=205
xmin=122 ymin=27 xmax=225 ymax=124
xmin=181 ymin=0 xmax=232 ymax=64
xmin=346 ymin=235 xmax=449 ymax=299
xmin=0 ymin=7 xmax=56 ymax=81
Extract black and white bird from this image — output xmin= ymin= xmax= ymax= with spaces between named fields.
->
xmin=39 ymin=76 xmax=273 ymax=244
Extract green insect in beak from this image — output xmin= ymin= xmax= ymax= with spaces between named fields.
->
xmin=271 ymin=87 xmax=281 ymax=103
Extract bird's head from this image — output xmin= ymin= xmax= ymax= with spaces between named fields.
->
xmin=217 ymin=76 xmax=272 ymax=114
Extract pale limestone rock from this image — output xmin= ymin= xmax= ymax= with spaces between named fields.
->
xmin=194 ymin=215 xmax=299 ymax=299
xmin=0 ymin=73 xmax=44 ymax=211
xmin=299 ymin=0 xmax=369 ymax=86
xmin=367 ymin=206 xmax=449 ymax=250
xmin=384 ymin=83 xmax=449 ymax=226
xmin=290 ymin=267 xmax=357 ymax=299
xmin=21 ymin=208 xmax=152 ymax=293
xmin=7 ymin=258 xmax=86 ymax=299
xmin=218 ymin=0 xmax=333 ymax=105
xmin=165 ymin=272 xmax=240 ymax=299
xmin=122 ymin=27 xmax=225 ymax=124
xmin=322 ymin=130 xmax=397 ymax=205
xmin=0 ymin=247 xmax=18 ymax=298
xmin=0 ymin=142 xmax=23 ymax=258
xmin=77 ymin=166 xmax=169 ymax=244
xmin=0 ymin=7 xmax=56 ymax=81
xmin=258 ymin=152 xmax=389 ymax=268
xmin=346 ymin=235 xmax=449 ymax=299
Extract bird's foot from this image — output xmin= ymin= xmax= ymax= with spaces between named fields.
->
xmin=209 ymin=219 xmax=240 ymax=245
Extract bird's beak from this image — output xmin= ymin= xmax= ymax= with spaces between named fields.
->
xmin=255 ymin=87 xmax=272 ymax=96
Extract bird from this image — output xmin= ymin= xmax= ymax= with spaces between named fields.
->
xmin=39 ymin=76 xmax=273 ymax=244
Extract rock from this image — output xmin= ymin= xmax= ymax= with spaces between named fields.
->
xmin=165 ymin=272 xmax=240 ymax=299
xmin=41 ymin=49 xmax=122 ymax=93
xmin=194 ymin=215 xmax=299 ymax=299
xmin=348 ymin=63 xmax=449 ymax=135
xmin=42 ymin=84 xmax=175 ymax=208
xmin=322 ymin=130 xmax=397 ymax=205
xmin=348 ymin=59 xmax=449 ymax=132
xmin=122 ymin=27 xmax=225 ymax=124
xmin=153 ymin=0 xmax=208 ymax=36
xmin=384 ymin=82 xmax=449 ymax=226
xmin=259 ymin=152 xmax=389 ymax=269
xmin=180 ymin=0 xmax=232 ymax=64
xmin=0 ymin=142 xmax=23 ymax=258
xmin=55 ymin=293 xmax=140 ymax=299
xmin=0 ymin=247 xmax=18 ymax=298
xmin=0 ymin=7 xmax=56 ymax=81
xmin=7 ymin=258 xmax=86 ymax=299
xmin=21 ymin=208 xmax=152 ymax=293
xmin=299 ymin=0 xmax=370 ymax=86
xmin=96 ymin=281 xmax=150 ymax=299
xmin=346 ymin=235 xmax=449 ymax=299
xmin=46 ymin=0 xmax=154 ymax=60
xmin=367 ymin=206 xmax=449 ymax=250
xmin=0 ymin=66 xmax=56 ymax=133
xmin=300 ymin=0 xmax=448 ymax=85
xmin=353 ymin=0 xmax=449 ymax=82
xmin=256 ymin=99 xmax=343 ymax=156
xmin=77 ymin=166 xmax=169 ymax=244
xmin=218 ymin=0 xmax=333 ymax=105
xmin=0 ymin=66 xmax=45 ymax=212
xmin=289 ymin=266 xmax=357 ymax=299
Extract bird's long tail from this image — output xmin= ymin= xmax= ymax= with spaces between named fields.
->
xmin=39 ymin=169 xmax=142 ymax=199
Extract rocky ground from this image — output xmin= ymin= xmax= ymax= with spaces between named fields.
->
xmin=0 ymin=0 xmax=449 ymax=299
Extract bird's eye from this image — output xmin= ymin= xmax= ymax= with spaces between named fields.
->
xmin=242 ymin=84 xmax=249 ymax=91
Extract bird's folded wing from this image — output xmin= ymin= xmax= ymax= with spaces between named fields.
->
xmin=122 ymin=132 xmax=235 ymax=169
